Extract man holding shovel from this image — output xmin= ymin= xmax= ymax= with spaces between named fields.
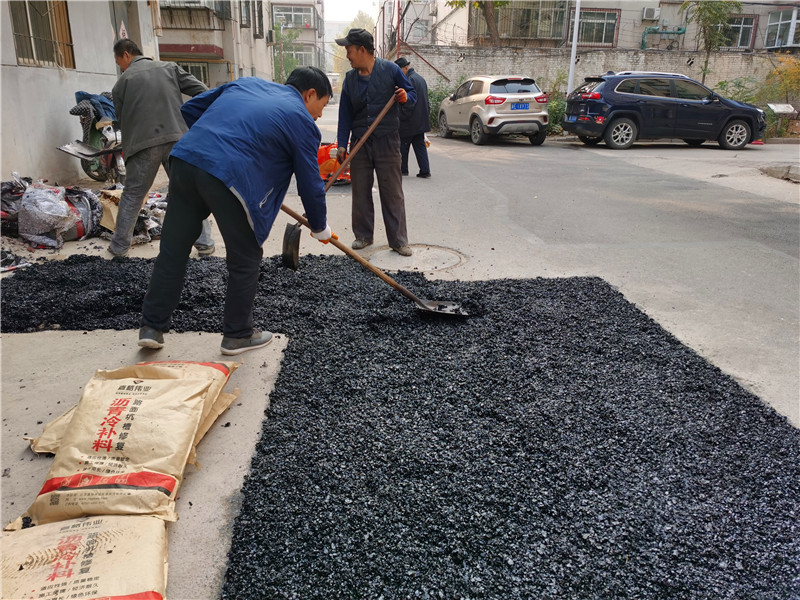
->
xmin=138 ymin=67 xmax=336 ymax=355
xmin=335 ymin=28 xmax=416 ymax=256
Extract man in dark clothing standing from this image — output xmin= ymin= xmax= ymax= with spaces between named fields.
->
xmin=395 ymin=57 xmax=431 ymax=179
xmin=335 ymin=28 xmax=417 ymax=256
xmin=110 ymin=39 xmax=215 ymax=257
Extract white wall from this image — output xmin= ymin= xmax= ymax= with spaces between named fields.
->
xmin=1 ymin=1 xmax=127 ymax=183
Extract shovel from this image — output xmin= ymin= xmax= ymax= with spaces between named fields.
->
xmin=280 ymin=204 xmax=467 ymax=316
xmin=282 ymin=95 xmax=399 ymax=270
xmin=281 ymin=95 xmax=466 ymax=316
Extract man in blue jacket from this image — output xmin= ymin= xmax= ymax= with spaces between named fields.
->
xmin=335 ymin=28 xmax=416 ymax=256
xmin=138 ymin=67 xmax=335 ymax=355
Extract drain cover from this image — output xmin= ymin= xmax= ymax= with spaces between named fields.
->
xmin=369 ymin=245 xmax=462 ymax=272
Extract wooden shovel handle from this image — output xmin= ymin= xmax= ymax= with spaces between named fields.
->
xmin=279 ymin=203 xmax=425 ymax=308
xmin=324 ymin=94 xmax=397 ymax=192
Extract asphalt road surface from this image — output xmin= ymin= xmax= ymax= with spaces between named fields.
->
xmin=317 ymin=110 xmax=799 ymax=426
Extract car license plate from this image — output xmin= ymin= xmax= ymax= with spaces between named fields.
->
xmin=510 ymin=103 xmax=529 ymax=110
xmin=566 ymin=115 xmax=577 ymax=122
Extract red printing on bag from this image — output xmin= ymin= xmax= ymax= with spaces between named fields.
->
xmin=39 ymin=471 xmax=177 ymax=496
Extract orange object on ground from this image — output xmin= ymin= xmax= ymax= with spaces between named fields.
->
xmin=318 ymin=142 xmax=350 ymax=185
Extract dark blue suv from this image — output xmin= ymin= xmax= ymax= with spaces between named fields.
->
xmin=562 ymin=71 xmax=766 ymax=150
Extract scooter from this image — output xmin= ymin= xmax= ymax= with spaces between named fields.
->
xmin=57 ymin=91 xmax=126 ymax=185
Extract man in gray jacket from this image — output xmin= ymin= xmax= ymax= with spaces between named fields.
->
xmin=109 ymin=39 xmax=215 ymax=257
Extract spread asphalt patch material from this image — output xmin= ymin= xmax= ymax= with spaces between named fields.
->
xmin=2 ymin=255 xmax=799 ymax=599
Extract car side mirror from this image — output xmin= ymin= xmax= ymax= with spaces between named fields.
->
xmin=450 ymin=93 xmax=456 ymax=101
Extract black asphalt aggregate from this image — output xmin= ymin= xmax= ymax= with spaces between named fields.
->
xmin=2 ymin=254 xmax=799 ymax=599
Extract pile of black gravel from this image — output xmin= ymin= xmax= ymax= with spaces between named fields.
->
xmin=2 ymin=255 xmax=799 ymax=599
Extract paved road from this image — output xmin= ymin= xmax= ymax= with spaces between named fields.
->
xmin=2 ymin=110 xmax=797 ymax=600
xmin=317 ymin=111 xmax=799 ymax=426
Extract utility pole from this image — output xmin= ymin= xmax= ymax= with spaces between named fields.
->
xmin=567 ymin=0 xmax=581 ymax=94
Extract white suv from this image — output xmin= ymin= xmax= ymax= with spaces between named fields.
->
xmin=438 ymin=75 xmax=549 ymax=145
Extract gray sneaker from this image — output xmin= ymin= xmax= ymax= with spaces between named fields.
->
xmin=138 ymin=326 xmax=164 ymax=349
xmin=351 ymin=239 xmax=373 ymax=250
xmin=195 ymin=244 xmax=216 ymax=256
xmin=392 ymin=245 xmax=413 ymax=256
xmin=221 ymin=329 xmax=273 ymax=355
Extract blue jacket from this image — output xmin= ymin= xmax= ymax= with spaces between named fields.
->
xmin=337 ymin=58 xmax=416 ymax=147
xmin=172 ymin=78 xmax=326 ymax=246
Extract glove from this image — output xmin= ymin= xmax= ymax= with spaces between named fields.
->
xmin=336 ymin=147 xmax=347 ymax=164
xmin=311 ymin=225 xmax=338 ymax=244
xmin=394 ymin=87 xmax=408 ymax=104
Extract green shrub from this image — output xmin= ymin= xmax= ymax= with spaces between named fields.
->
xmin=428 ymin=77 xmax=464 ymax=130
xmin=714 ymin=77 xmax=758 ymax=103
xmin=547 ymin=96 xmax=566 ymax=136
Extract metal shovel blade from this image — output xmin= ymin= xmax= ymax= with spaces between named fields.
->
xmin=416 ymin=299 xmax=468 ymax=316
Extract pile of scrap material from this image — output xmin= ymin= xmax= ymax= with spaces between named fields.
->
xmin=0 ymin=174 xmax=167 ymax=250
xmin=2 ymin=360 xmax=239 ymax=600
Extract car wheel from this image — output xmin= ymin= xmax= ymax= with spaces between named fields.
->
xmin=528 ymin=129 xmax=547 ymax=146
xmin=683 ymin=139 xmax=705 ymax=147
xmin=718 ymin=120 xmax=750 ymax=150
xmin=578 ymin=135 xmax=603 ymax=146
xmin=439 ymin=113 xmax=452 ymax=139
xmin=604 ymin=117 xmax=637 ymax=149
xmin=470 ymin=117 xmax=489 ymax=145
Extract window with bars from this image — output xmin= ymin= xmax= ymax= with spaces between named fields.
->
xmin=9 ymin=0 xmax=75 ymax=68
xmin=177 ymin=61 xmax=209 ymax=86
xmin=469 ymin=0 xmax=567 ymax=41
xmin=253 ymin=0 xmax=264 ymax=38
xmin=240 ymin=0 xmax=251 ymax=27
xmin=411 ymin=19 xmax=429 ymax=40
xmin=273 ymin=5 xmax=313 ymax=29
xmin=765 ymin=8 xmax=799 ymax=48
xmin=721 ymin=16 xmax=756 ymax=49
xmin=569 ymin=9 xmax=618 ymax=46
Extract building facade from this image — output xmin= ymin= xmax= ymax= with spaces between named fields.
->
xmin=378 ymin=0 xmax=800 ymax=55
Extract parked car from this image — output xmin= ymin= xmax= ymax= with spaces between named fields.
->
xmin=438 ymin=75 xmax=549 ymax=145
xmin=562 ymin=71 xmax=766 ymax=150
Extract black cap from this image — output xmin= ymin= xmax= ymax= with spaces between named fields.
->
xmin=335 ymin=28 xmax=374 ymax=51
xmin=395 ymin=57 xmax=410 ymax=68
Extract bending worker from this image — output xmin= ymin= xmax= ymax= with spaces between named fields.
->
xmin=335 ymin=28 xmax=416 ymax=256
xmin=138 ymin=67 xmax=335 ymax=355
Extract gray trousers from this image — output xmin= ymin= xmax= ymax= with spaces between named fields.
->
xmin=350 ymin=131 xmax=408 ymax=248
xmin=109 ymin=142 xmax=213 ymax=255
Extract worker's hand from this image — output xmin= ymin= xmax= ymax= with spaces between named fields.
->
xmin=336 ymin=147 xmax=347 ymax=164
xmin=311 ymin=225 xmax=338 ymax=244
xmin=394 ymin=87 xmax=408 ymax=104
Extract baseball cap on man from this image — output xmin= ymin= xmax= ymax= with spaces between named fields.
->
xmin=335 ymin=28 xmax=374 ymax=51
xmin=395 ymin=57 xmax=410 ymax=68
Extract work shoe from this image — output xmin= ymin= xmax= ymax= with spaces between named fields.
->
xmin=352 ymin=239 xmax=373 ymax=250
xmin=107 ymin=245 xmax=128 ymax=258
xmin=416 ymin=172 xmax=431 ymax=178
xmin=221 ymin=329 xmax=273 ymax=356
xmin=138 ymin=326 xmax=164 ymax=349
xmin=195 ymin=244 xmax=216 ymax=256
xmin=392 ymin=245 xmax=413 ymax=256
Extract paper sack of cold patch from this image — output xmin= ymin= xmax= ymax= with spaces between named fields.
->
xmin=20 ymin=364 xmax=215 ymax=526
xmin=2 ymin=515 xmax=167 ymax=600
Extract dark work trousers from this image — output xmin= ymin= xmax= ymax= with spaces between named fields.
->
xmin=141 ymin=157 xmax=263 ymax=339
xmin=350 ymin=130 xmax=408 ymax=248
xmin=400 ymin=133 xmax=430 ymax=176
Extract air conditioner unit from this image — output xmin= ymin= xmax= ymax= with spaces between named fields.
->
xmin=643 ymin=7 xmax=661 ymax=21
